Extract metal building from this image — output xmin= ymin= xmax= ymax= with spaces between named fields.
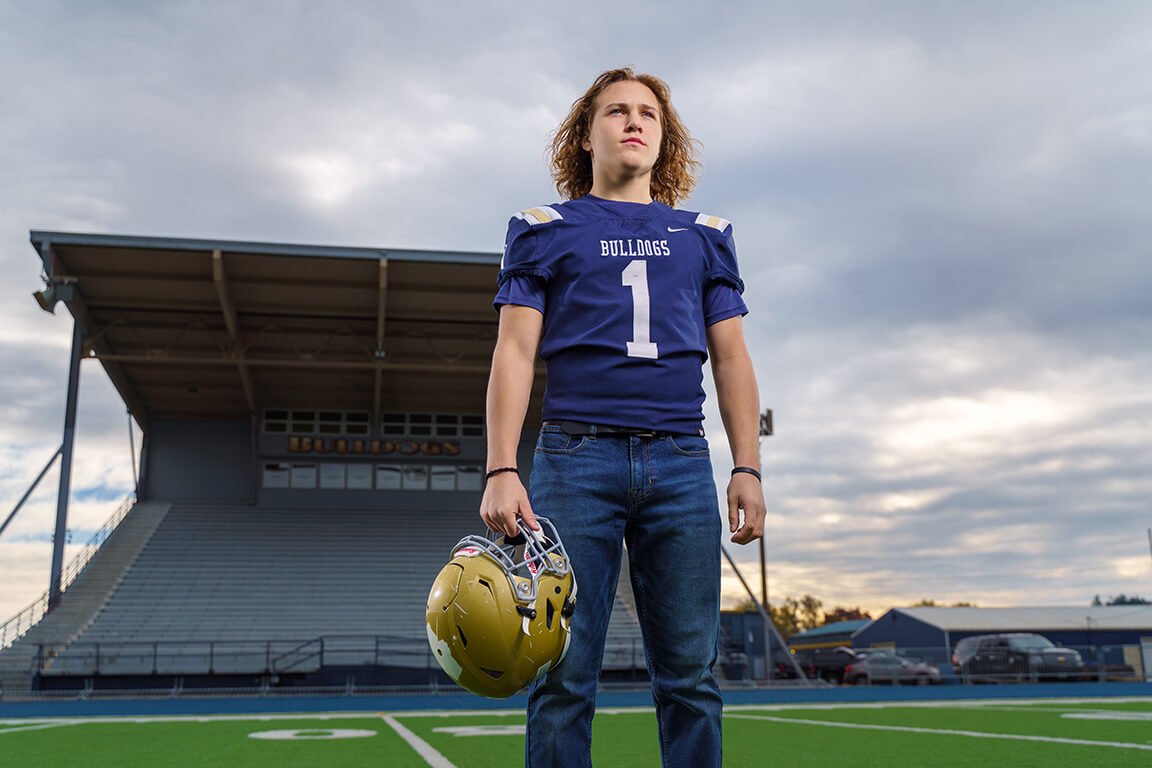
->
xmin=854 ymin=606 xmax=1152 ymax=680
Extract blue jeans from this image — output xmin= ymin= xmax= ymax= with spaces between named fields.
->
xmin=525 ymin=424 xmax=722 ymax=768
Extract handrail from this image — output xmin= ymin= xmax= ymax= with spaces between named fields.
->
xmin=29 ymin=638 xmax=1144 ymax=686
xmin=35 ymin=634 xmax=441 ymax=677
xmin=0 ymin=493 xmax=136 ymax=651
xmin=271 ymin=637 xmax=324 ymax=672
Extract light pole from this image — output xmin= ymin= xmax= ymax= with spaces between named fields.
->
xmin=758 ymin=408 xmax=773 ymax=611
xmin=758 ymin=408 xmax=773 ymax=681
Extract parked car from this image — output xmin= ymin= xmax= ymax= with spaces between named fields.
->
xmin=844 ymin=650 xmax=941 ymax=686
xmin=792 ymin=646 xmax=860 ymax=683
xmin=952 ymin=633 xmax=1084 ymax=683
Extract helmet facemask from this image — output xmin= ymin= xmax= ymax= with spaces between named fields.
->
xmin=454 ymin=518 xmax=577 ymax=625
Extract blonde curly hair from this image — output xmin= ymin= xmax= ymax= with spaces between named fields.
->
xmin=549 ymin=68 xmax=700 ymax=207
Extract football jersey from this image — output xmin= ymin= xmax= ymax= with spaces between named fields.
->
xmin=494 ymin=195 xmax=748 ymax=434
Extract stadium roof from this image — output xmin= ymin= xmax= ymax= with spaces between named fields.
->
xmin=29 ymin=231 xmax=522 ymax=425
xmin=888 ymin=606 xmax=1152 ymax=631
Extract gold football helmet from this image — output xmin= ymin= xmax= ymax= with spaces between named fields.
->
xmin=426 ymin=517 xmax=577 ymax=698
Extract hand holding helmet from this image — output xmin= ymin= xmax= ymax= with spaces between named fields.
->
xmin=426 ymin=517 xmax=577 ymax=698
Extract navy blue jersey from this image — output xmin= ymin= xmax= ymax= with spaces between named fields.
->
xmin=494 ymin=195 xmax=748 ymax=433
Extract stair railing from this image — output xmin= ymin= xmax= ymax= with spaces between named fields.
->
xmin=0 ymin=493 xmax=135 ymax=651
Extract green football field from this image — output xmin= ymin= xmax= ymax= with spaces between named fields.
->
xmin=3 ymin=698 xmax=1151 ymax=767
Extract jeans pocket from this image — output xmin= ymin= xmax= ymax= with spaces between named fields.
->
xmin=535 ymin=426 xmax=588 ymax=454
xmin=666 ymin=433 xmax=710 ymax=457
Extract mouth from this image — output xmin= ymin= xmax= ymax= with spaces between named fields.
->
xmin=622 ymin=138 xmax=646 ymax=146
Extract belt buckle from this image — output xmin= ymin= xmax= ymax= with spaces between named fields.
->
xmin=632 ymin=429 xmax=659 ymax=438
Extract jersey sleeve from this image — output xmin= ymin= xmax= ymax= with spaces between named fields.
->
xmin=707 ymin=221 xmax=745 ymax=293
xmin=703 ymin=282 xmax=748 ymax=326
xmin=493 ymin=213 xmax=552 ymax=313
xmin=703 ymin=220 xmax=748 ymax=325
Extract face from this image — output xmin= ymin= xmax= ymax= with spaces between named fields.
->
xmin=581 ymin=79 xmax=663 ymax=181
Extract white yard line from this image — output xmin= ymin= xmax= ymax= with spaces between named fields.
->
xmin=727 ymin=713 xmax=1152 ymax=751
xmin=0 ymin=712 xmax=380 ymax=726
xmin=381 ymin=714 xmax=459 ymax=768
xmin=1063 ymin=711 xmax=1152 ymax=721
xmin=725 ymin=696 xmax=1152 ymax=712
xmin=0 ymin=720 xmax=83 ymax=735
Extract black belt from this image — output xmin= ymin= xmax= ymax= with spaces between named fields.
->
xmin=543 ymin=420 xmax=704 ymax=438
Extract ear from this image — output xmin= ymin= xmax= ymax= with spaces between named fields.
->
xmin=581 ymin=135 xmax=591 ymax=153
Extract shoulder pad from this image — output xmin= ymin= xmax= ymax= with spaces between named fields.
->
xmin=694 ymin=213 xmax=731 ymax=232
xmin=514 ymin=206 xmax=564 ymax=226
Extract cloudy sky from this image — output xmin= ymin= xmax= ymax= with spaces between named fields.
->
xmin=2 ymin=1 xmax=1151 ymax=624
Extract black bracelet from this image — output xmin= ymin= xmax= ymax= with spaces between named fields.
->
xmin=731 ymin=466 xmax=762 ymax=482
xmin=485 ymin=466 xmax=519 ymax=480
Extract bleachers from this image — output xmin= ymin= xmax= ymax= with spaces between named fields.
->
xmin=40 ymin=503 xmax=645 ymax=679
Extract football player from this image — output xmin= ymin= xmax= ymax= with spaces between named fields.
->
xmin=480 ymin=67 xmax=766 ymax=768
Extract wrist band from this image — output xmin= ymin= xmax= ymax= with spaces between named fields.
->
xmin=731 ymin=466 xmax=762 ymax=482
xmin=485 ymin=466 xmax=519 ymax=480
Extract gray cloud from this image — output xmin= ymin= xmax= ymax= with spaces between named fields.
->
xmin=4 ymin=1 xmax=1152 ymax=620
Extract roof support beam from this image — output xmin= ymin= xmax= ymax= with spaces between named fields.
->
xmin=373 ymin=257 xmax=389 ymax=430
xmin=93 ymin=353 xmax=497 ymax=375
xmin=48 ymin=321 xmax=84 ymax=611
xmin=212 ymin=249 xmax=256 ymax=413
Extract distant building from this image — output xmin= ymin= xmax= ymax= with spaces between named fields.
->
xmin=855 ymin=606 xmax=1152 ymax=678
xmin=787 ymin=619 xmax=872 ymax=650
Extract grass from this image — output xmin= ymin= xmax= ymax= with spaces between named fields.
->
xmin=2 ymin=698 xmax=1150 ymax=767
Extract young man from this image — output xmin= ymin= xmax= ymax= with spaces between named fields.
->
xmin=480 ymin=68 xmax=765 ymax=768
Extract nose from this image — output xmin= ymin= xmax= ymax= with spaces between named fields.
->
xmin=625 ymin=110 xmax=642 ymax=132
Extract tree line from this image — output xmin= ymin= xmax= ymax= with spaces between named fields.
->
xmin=731 ymin=596 xmax=974 ymax=638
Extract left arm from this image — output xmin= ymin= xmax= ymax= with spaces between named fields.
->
xmin=706 ymin=315 xmax=766 ymax=544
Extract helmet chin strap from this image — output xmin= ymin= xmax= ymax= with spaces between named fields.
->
xmin=516 ymin=603 xmax=538 ymax=636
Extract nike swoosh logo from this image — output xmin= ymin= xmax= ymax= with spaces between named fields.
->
xmin=667 ymin=227 xmax=688 ymax=232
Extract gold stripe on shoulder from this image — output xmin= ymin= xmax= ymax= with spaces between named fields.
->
xmin=694 ymin=212 xmax=731 ymax=232
xmin=516 ymin=206 xmax=563 ymax=226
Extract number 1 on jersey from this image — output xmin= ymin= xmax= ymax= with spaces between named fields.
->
xmin=622 ymin=260 xmax=659 ymax=359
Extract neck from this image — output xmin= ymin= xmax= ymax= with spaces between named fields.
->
xmin=588 ymin=171 xmax=653 ymax=204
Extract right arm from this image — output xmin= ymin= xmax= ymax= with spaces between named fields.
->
xmin=479 ymin=304 xmax=544 ymax=537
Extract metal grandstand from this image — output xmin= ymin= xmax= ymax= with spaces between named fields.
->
xmin=1 ymin=230 xmax=674 ymax=695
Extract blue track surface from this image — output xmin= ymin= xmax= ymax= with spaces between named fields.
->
xmin=2 ymin=682 xmax=1150 ymax=719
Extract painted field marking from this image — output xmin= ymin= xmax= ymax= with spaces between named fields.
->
xmin=249 ymin=728 xmax=378 ymax=740
xmin=0 ymin=720 xmax=83 ymax=736
xmin=0 ymin=712 xmax=384 ymax=726
xmin=432 ymin=725 xmax=526 ymax=736
xmin=382 ymin=714 xmax=458 ymax=768
xmin=724 ymin=696 xmax=1152 ymax=713
xmin=1063 ymin=711 xmax=1152 ymax=721
xmin=955 ymin=704 xmax=1127 ymax=713
xmin=728 ymin=713 xmax=1152 ymax=751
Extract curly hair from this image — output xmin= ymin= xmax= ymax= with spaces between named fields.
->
xmin=549 ymin=68 xmax=700 ymax=207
